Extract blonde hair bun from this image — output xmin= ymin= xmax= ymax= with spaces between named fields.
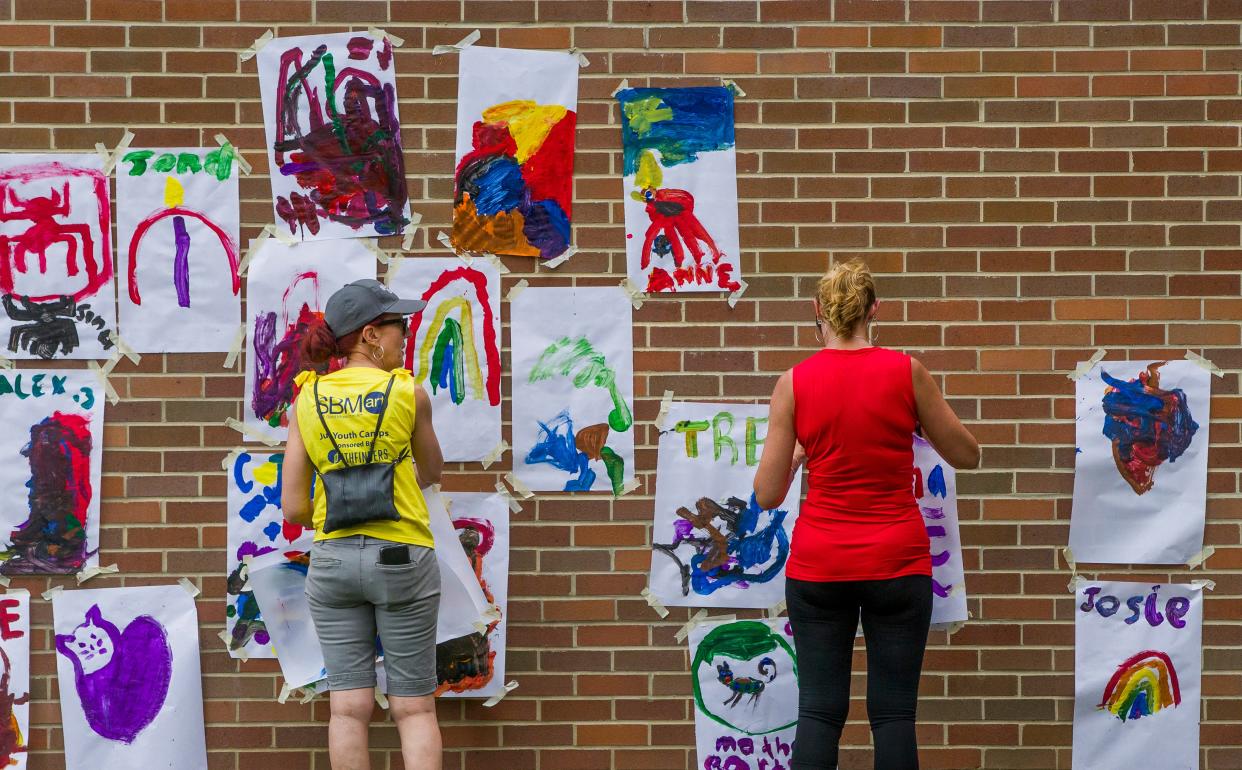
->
xmin=817 ymin=258 xmax=876 ymax=340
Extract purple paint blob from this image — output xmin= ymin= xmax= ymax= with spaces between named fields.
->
xmin=931 ymin=579 xmax=952 ymax=598
xmin=172 ymin=214 xmax=191 ymax=308
xmin=930 ymin=550 xmax=952 ymax=567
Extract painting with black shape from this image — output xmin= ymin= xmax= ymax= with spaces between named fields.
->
xmin=0 ymin=370 xmax=102 ymax=576
xmin=0 ymin=154 xmax=116 ymax=360
xmin=648 ymin=402 xmax=800 ymax=610
xmin=51 ymin=584 xmax=207 ymax=770
xmin=0 ymin=591 xmax=30 ymax=769
xmin=913 ymin=434 xmax=968 ymax=629
xmin=116 ymin=146 xmax=240 ymax=353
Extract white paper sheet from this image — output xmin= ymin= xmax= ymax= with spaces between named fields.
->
xmin=425 ymin=487 xmax=491 ymax=643
xmin=0 ymin=590 xmax=29 ymax=769
xmin=690 ymin=618 xmax=798 ymax=770
xmin=116 ymin=146 xmax=241 ymax=352
xmin=1069 ymin=359 xmax=1210 ymax=564
xmin=1073 ymin=580 xmax=1203 ymax=770
xmin=243 ymin=239 xmax=376 ymax=444
xmin=0 ymin=370 xmax=103 ymax=575
xmin=257 ymin=32 xmax=413 ymax=241
xmin=388 ymin=258 xmax=502 ymax=461
xmin=913 ymin=434 xmax=969 ymax=629
xmin=0 ymin=154 xmax=116 ymax=359
xmin=438 ymin=491 xmax=510 ymax=698
xmin=616 ymin=86 xmax=742 ymax=295
xmin=511 ymin=286 xmax=635 ymax=494
xmin=52 ymin=584 xmax=207 ymax=770
xmin=648 ymin=402 xmax=799 ymax=610
xmin=451 ymin=46 xmax=578 ymax=260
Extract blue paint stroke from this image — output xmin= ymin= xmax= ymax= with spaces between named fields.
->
xmin=1101 ymin=367 xmax=1198 ymax=467
xmin=927 ymin=464 xmax=947 ymax=497
xmin=616 ymin=86 xmax=736 ymax=175
xmin=525 ymin=410 xmax=596 ymax=491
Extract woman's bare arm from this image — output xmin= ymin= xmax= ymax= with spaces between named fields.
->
xmin=912 ymin=357 xmax=980 ymax=470
xmin=280 ymin=400 xmax=315 ymax=527
xmin=753 ymin=370 xmax=805 ymax=509
xmin=412 ymin=385 xmax=444 ymax=487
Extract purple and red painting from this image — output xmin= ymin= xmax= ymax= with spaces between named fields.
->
xmin=1101 ymin=362 xmax=1198 ymax=495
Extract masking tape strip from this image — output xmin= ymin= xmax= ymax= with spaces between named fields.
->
xmin=482 ymin=253 xmax=510 ymax=275
xmin=1068 ymin=348 xmax=1107 ymax=381
xmin=269 ymin=225 xmax=296 ymax=246
xmin=223 ymin=323 xmax=247 ymax=369
xmin=505 ymin=279 xmax=529 ymax=302
xmin=1191 ymin=579 xmax=1216 ymax=592
xmin=0 ymin=577 xmax=9 ymax=588
xmin=503 ymin=472 xmax=535 ymax=500
xmin=619 ymin=477 xmax=641 ymax=496
xmin=482 ymin=604 xmax=502 ymax=622
xmin=217 ymin=628 xmax=247 ymax=659
xmin=619 ymin=278 xmax=645 ymax=310
xmin=0 ymin=355 xmax=12 ymax=370
xmin=438 ymin=230 xmax=474 ymax=264
xmin=654 ymin=389 xmax=675 ymax=430
xmin=432 ymin=28 xmax=481 ymax=55
xmin=611 ymin=78 xmax=631 ymax=97
xmin=640 ymin=588 xmax=669 ymax=618
xmin=727 ymin=279 xmax=749 ymax=309
xmin=1068 ymin=573 xmax=1090 ymax=595
xmin=481 ymin=440 xmax=509 ymax=470
xmin=277 ymin=681 xmax=295 ymax=704
xmin=220 ymin=448 xmax=244 ymax=471
xmin=297 ymin=686 xmax=320 ymax=704
xmin=225 ymin=417 xmax=281 ymax=447
xmin=543 ymin=244 xmax=577 ymax=269
xmin=213 ymin=133 xmax=251 ymax=175
xmin=106 ymin=332 xmax=141 ymax=366
xmin=2 ymin=588 xmax=24 ymax=597
xmin=374 ymin=687 xmax=389 ymax=709
xmin=472 ymin=620 xmax=488 ymax=634
xmin=944 ymin=620 xmax=967 ymax=636
xmin=76 ymin=563 xmax=119 ymax=585
xmin=494 ymin=482 xmax=523 ymax=513
xmin=240 ymin=29 xmax=274 ymax=62
xmin=363 ymin=239 xmax=392 ymax=265
xmin=482 ymin=680 xmax=518 ymax=708
xmin=41 ymin=585 xmax=64 ymax=602
xmin=1186 ymin=544 xmax=1215 ymax=570
xmin=723 ymin=79 xmax=747 ymax=97
xmin=674 ymin=609 xmax=709 ymax=643
xmin=179 ymin=577 xmax=201 ymax=597
xmin=766 ymin=599 xmax=787 ymax=619
xmin=1184 ymin=350 xmax=1224 ymax=378
xmin=569 ymin=48 xmax=590 ymax=67
xmin=237 ymin=225 xmax=274 ymax=277
xmin=96 ymin=129 xmax=134 ymax=175
xmin=401 ymin=221 xmax=418 ymax=251
xmin=1061 ymin=546 xmax=1076 ymax=573
xmin=88 ymin=361 xmax=120 ymax=405
xmin=383 ymin=256 xmax=402 ymax=287
xmin=367 ymin=26 xmax=406 ymax=47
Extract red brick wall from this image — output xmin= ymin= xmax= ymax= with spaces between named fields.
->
xmin=3 ymin=1 xmax=1242 ymax=768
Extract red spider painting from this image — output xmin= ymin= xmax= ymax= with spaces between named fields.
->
xmin=638 ymin=188 xmax=740 ymax=294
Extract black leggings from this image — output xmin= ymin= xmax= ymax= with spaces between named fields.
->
xmin=786 ymin=574 xmax=932 ymax=770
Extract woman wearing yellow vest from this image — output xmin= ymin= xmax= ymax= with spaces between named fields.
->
xmin=282 ymin=279 xmax=445 ymax=770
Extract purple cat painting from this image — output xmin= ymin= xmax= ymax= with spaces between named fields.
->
xmin=54 ymin=604 xmax=172 ymax=744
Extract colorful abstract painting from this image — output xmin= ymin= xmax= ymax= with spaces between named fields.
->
xmin=648 ymin=402 xmax=799 ymax=610
xmin=616 ymin=86 xmax=741 ymax=294
xmin=388 ymin=258 xmax=502 ymax=462
xmin=1073 ymin=580 xmax=1203 ymax=769
xmin=690 ymin=618 xmax=797 ymax=770
xmin=225 ymin=450 xmax=312 ymax=659
xmin=242 ymin=238 xmax=375 ymax=444
xmin=1069 ymin=359 xmax=1210 ymax=564
xmin=913 ymin=434 xmax=968 ymax=630
xmin=52 ymin=584 xmax=207 ymax=770
xmin=257 ymin=31 xmax=412 ymax=241
xmin=451 ymin=46 xmax=578 ymax=260
xmin=0 ymin=370 xmax=102 ymax=576
xmin=511 ymin=287 xmax=635 ymax=495
xmin=0 ymin=154 xmax=116 ymax=360
xmin=437 ymin=491 xmax=509 ymax=699
xmin=0 ymin=591 xmax=29 ymax=770
xmin=117 ymin=146 xmax=240 ymax=353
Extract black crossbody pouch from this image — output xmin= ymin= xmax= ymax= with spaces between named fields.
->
xmin=311 ymin=374 xmax=409 ymax=534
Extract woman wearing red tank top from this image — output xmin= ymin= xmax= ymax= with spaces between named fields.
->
xmin=754 ymin=259 xmax=979 ymax=770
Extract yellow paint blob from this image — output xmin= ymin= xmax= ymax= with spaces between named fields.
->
xmin=163 ymin=176 xmax=185 ymax=208
xmin=482 ymin=100 xmax=568 ymax=164
xmin=251 ymin=459 xmax=279 ymax=487
xmin=634 ymin=149 xmax=663 ymax=191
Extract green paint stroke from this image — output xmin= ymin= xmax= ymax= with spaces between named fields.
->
xmin=690 ymin=620 xmax=799 ymax=735
xmin=712 ymin=411 xmax=737 ymax=464
xmin=529 ymin=336 xmax=633 ymax=433
xmin=600 ymin=446 xmax=626 ymax=496
xmin=745 ymin=417 xmax=768 ymax=467
xmin=431 ymin=317 xmax=466 ymax=405
xmin=622 ymin=95 xmax=674 ymax=138
xmin=674 ymin=419 xmax=709 ymax=458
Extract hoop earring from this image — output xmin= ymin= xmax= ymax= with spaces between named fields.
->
xmin=814 ymin=319 xmax=824 ymax=346
xmin=372 ymin=344 xmax=385 ymax=363
xmin=867 ymin=321 xmax=878 ymax=345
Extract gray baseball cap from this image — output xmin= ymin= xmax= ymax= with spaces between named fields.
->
xmin=323 ymin=279 xmax=426 ymax=337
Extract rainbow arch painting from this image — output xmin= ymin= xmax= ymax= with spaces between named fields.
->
xmin=1098 ymin=650 xmax=1182 ymax=723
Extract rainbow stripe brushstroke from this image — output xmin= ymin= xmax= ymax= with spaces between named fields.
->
xmin=1098 ymin=650 xmax=1181 ymax=723
xmin=405 ymin=267 xmax=501 ymax=407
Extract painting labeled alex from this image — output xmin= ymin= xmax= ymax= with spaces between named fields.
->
xmin=437 ymin=491 xmax=510 ymax=698
xmin=257 ymin=31 xmax=412 ymax=241
xmin=451 ymin=46 xmax=578 ymax=260
xmin=616 ymin=86 xmax=742 ymax=294
xmin=1073 ymin=580 xmax=1204 ymax=770
xmin=648 ymin=402 xmax=799 ymax=610
xmin=690 ymin=618 xmax=797 ymax=770
xmin=116 ymin=145 xmax=240 ymax=353
xmin=913 ymin=434 xmax=968 ymax=629
xmin=1069 ymin=359 xmax=1210 ymax=564
xmin=0 ymin=154 xmax=115 ymax=360
xmin=243 ymin=238 xmax=375 ymax=444
xmin=511 ymin=287 xmax=635 ymax=495
xmin=389 ymin=258 xmax=502 ymax=462
xmin=0 ymin=370 xmax=102 ymax=576
xmin=52 ymin=584 xmax=207 ymax=770
xmin=0 ymin=591 xmax=30 ymax=770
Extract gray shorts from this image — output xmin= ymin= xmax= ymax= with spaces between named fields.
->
xmin=305 ymin=535 xmax=440 ymax=697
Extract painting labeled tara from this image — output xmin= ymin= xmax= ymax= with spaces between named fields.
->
xmin=243 ymin=238 xmax=375 ymax=444
xmin=648 ymin=402 xmax=799 ymax=610
xmin=1073 ymin=580 xmax=1203 ymax=770
xmin=388 ymin=258 xmax=502 ymax=462
xmin=257 ymin=31 xmax=413 ymax=241
xmin=0 ymin=370 xmax=102 ymax=576
xmin=511 ymin=287 xmax=635 ymax=495
xmin=690 ymin=618 xmax=797 ymax=770
xmin=0 ymin=154 xmax=116 ymax=360
xmin=52 ymin=584 xmax=207 ymax=770
xmin=913 ymin=434 xmax=969 ymax=630
xmin=0 ymin=591 xmax=29 ymax=770
xmin=616 ymin=86 xmax=742 ymax=294
xmin=117 ymin=146 xmax=241 ymax=353
xmin=1069 ymin=359 xmax=1210 ymax=564
xmin=451 ymin=46 xmax=578 ymax=260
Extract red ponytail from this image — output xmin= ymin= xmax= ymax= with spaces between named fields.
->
xmin=300 ymin=315 xmax=344 ymax=369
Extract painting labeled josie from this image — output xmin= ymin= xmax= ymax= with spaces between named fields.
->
xmin=451 ymin=46 xmax=578 ymax=260
xmin=1069 ymin=358 xmax=1210 ymax=565
xmin=257 ymin=32 xmax=413 ymax=241
xmin=616 ymin=86 xmax=742 ymax=294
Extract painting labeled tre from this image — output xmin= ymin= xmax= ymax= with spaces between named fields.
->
xmin=257 ymin=31 xmax=413 ymax=241
xmin=117 ymin=145 xmax=240 ymax=353
xmin=0 ymin=154 xmax=116 ymax=360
